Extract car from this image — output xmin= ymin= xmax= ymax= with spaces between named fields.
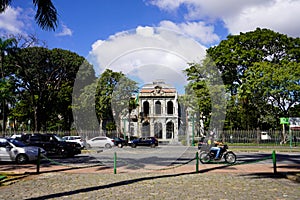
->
xmin=62 ymin=136 xmax=86 ymax=149
xmin=86 ymin=136 xmax=115 ymax=148
xmin=0 ymin=138 xmax=46 ymax=164
xmin=129 ymin=137 xmax=158 ymax=148
xmin=20 ymin=133 xmax=81 ymax=157
xmin=113 ymin=137 xmax=127 ymax=148
xmin=9 ymin=134 xmax=23 ymax=140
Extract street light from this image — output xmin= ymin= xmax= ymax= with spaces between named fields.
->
xmin=28 ymin=120 xmax=31 ymax=132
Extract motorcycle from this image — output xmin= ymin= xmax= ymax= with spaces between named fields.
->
xmin=199 ymin=144 xmax=236 ymax=164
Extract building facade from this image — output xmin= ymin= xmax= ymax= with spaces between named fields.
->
xmin=128 ymin=81 xmax=180 ymax=143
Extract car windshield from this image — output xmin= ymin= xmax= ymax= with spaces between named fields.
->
xmin=8 ymin=139 xmax=26 ymax=147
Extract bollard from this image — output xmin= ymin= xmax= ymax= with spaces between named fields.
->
xmin=196 ymin=151 xmax=199 ymax=173
xmin=36 ymin=148 xmax=41 ymax=174
xmin=272 ymin=150 xmax=277 ymax=174
xmin=114 ymin=152 xmax=117 ymax=174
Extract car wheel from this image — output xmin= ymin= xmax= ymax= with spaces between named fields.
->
xmin=105 ymin=143 xmax=112 ymax=148
xmin=131 ymin=144 xmax=136 ymax=148
xmin=60 ymin=149 xmax=69 ymax=158
xmin=150 ymin=143 xmax=156 ymax=148
xmin=16 ymin=154 xmax=29 ymax=164
xmin=118 ymin=143 xmax=123 ymax=148
xmin=87 ymin=144 xmax=92 ymax=149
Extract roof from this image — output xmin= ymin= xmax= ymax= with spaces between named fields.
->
xmin=140 ymin=80 xmax=176 ymax=93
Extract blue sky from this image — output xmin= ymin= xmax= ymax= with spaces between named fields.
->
xmin=1 ymin=0 xmax=300 ymax=93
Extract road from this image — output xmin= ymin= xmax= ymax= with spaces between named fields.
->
xmin=44 ymin=145 xmax=300 ymax=170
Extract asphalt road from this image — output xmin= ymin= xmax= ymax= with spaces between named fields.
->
xmin=43 ymin=145 xmax=300 ymax=170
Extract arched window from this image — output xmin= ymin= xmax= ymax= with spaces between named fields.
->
xmin=167 ymin=101 xmax=173 ymax=114
xmin=155 ymin=101 xmax=161 ymax=115
xmin=143 ymin=101 xmax=149 ymax=116
xmin=166 ymin=121 xmax=174 ymax=139
xmin=154 ymin=122 xmax=162 ymax=139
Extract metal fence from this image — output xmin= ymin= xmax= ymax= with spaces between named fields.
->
xmin=217 ymin=130 xmax=300 ymax=145
xmin=3 ymin=129 xmax=300 ymax=146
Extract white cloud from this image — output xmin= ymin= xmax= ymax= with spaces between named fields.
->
xmin=0 ymin=6 xmax=25 ymax=34
xmin=159 ymin=20 xmax=219 ymax=45
xmin=55 ymin=24 xmax=73 ymax=37
xmin=224 ymin=0 xmax=300 ymax=37
xmin=148 ymin=0 xmax=300 ymax=37
xmin=87 ymin=26 xmax=207 ymax=93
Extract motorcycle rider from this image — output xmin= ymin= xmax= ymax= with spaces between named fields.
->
xmin=210 ymin=140 xmax=223 ymax=159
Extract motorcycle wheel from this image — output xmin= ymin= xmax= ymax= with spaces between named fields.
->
xmin=224 ymin=152 xmax=236 ymax=164
xmin=199 ymin=152 xmax=211 ymax=164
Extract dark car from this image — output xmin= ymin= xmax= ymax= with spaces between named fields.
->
xmin=113 ymin=137 xmax=127 ymax=148
xmin=20 ymin=133 xmax=81 ymax=157
xmin=129 ymin=137 xmax=158 ymax=148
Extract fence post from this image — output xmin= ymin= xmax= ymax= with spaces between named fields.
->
xmin=196 ymin=151 xmax=199 ymax=173
xmin=114 ymin=152 xmax=117 ymax=174
xmin=36 ymin=148 xmax=41 ymax=174
xmin=272 ymin=150 xmax=277 ymax=174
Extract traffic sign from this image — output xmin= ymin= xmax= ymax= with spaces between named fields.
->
xmin=280 ymin=117 xmax=289 ymax=124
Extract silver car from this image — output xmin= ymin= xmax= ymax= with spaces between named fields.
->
xmin=62 ymin=136 xmax=86 ymax=149
xmin=86 ymin=136 xmax=115 ymax=148
xmin=0 ymin=138 xmax=46 ymax=164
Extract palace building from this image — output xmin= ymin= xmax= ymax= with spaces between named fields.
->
xmin=125 ymin=80 xmax=181 ymax=143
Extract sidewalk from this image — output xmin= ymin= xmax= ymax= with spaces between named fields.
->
xmin=1 ymin=160 xmax=299 ymax=180
xmin=1 ymin=162 xmax=299 ymax=200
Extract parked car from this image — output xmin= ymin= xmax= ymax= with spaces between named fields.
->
xmin=86 ymin=136 xmax=115 ymax=148
xmin=20 ymin=133 xmax=81 ymax=157
xmin=0 ymin=138 xmax=46 ymax=164
xmin=9 ymin=134 xmax=23 ymax=140
xmin=113 ymin=137 xmax=127 ymax=148
xmin=62 ymin=136 xmax=86 ymax=149
xmin=261 ymin=132 xmax=271 ymax=140
xmin=129 ymin=137 xmax=158 ymax=148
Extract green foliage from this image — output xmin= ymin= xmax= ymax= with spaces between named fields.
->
xmin=95 ymin=69 xmax=138 ymax=132
xmin=184 ymin=59 xmax=227 ymax=131
xmin=207 ymin=28 xmax=297 ymax=95
xmin=188 ymin=28 xmax=300 ymax=130
xmin=4 ymin=46 xmax=95 ymax=131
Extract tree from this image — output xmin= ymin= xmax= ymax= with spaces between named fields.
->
xmin=0 ymin=0 xmax=58 ymax=31
xmin=207 ymin=28 xmax=299 ymax=95
xmin=184 ymin=59 xmax=227 ymax=134
xmin=6 ymin=47 xmax=89 ymax=131
xmin=95 ymin=69 xmax=138 ymax=135
xmin=206 ymin=28 xmax=300 ymax=130
xmin=0 ymin=37 xmax=17 ymax=134
xmin=95 ymin=69 xmax=123 ymax=133
xmin=111 ymin=76 xmax=138 ymax=136
xmin=241 ymin=61 xmax=300 ymax=127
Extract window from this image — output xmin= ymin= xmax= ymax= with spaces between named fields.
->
xmin=167 ymin=101 xmax=173 ymax=114
xmin=143 ymin=101 xmax=149 ymax=116
xmin=154 ymin=122 xmax=162 ymax=138
xmin=166 ymin=121 xmax=174 ymax=139
xmin=155 ymin=101 xmax=161 ymax=115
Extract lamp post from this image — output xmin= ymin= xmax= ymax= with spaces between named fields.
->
xmin=28 ymin=120 xmax=31 ymax=132
xmin=192 ymin=114 xmax=195 ymax=146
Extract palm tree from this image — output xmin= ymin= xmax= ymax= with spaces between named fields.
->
xmin=0 ymin=0 xmax=58 ymax=31
xmin=0 ymin=37 xmax=17 ymax=135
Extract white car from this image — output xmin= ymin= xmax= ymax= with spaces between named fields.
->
xmin=0 ymin=138 xmax=46 ymax=164
xmin=62 ymin=136 xmax=86 ymax=149
xmin=86 ymin=136 xmax=115 ymax=148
